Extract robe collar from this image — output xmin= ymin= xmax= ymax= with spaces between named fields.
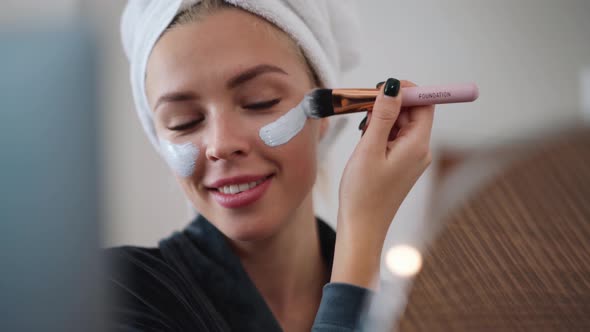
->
xmin=159 ymin=215 xmax=336 ymax=331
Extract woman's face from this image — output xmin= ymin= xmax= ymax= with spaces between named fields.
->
xmin=146 ymin=8 xmax=326 ymax=241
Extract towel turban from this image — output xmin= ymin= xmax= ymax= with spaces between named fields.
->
xmin=121 ymin=0 xmax=361 ymax=151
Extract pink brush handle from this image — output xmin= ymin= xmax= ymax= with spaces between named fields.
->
xmin=401 ymin=83 xmax=479 ymax=107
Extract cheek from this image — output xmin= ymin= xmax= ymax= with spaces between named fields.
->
xmin=159 ymin=139 xmax=200 ymax=178
xmin=274 ymin=121 xmax=320 ymax=178
xmin=259 ymin=108 xmax=306 ymax=147
xmin=259 ymin=98 xmax=308 ymax=147
xmin=157 ymin=108 xmax=320 ymax=180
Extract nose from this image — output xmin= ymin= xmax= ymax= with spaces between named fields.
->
xmin=205 ymin=114 xmax=251 ymax=162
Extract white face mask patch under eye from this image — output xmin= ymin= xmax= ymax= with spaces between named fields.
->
xmin=159 ymin=139 xmax=200 ymax=178
xmin=258 ymin=96 xmax=310 ymax=147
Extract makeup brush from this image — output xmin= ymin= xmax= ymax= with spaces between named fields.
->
xmin=302 ymin=83 xmax=479 ymax=118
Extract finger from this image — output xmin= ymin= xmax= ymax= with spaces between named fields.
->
xmin=401 ymin=79 xmax=434 ymax=142
xmin=361 ymin=78 xmax=402 ymax=151
xmin=400 ymin=80 xmax=416 ymax=89
xmin=395 ymin=81 xmax=416 ymax=131
xmin=364 ymin=81 xmax=413 ymax=138
xmin=363 ymin=80 xmax=410 ymax=134
xmin=406 ymin=104 xmax=435 ymax=143
xmin=384 ymin=81 xmax=413 ymax=141
xmin=396 ymin=109 xmax=411 ymax=128
xmin=357 ymin=115 xmax=368 ymax=131
xmin=365 ymin=110 xmax=408 ymax=141
xmin=360 ymin=111 xmax=372 ymax=136
xmin=388 ymin=126 xmax=400 ymax=141
xmin=388 ymin=81 xmax=435 ymax=155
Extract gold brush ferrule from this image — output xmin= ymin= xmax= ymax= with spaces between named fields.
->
xmin=331 ymin=88 xmax=380 ymax=115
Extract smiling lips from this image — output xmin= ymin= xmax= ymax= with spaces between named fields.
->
xmin=217 ymin=178 xmax=266 ymax=194
xmin=208 ymin=174 xmax=273 ymax=208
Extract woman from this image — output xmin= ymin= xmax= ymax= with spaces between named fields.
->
xmin=108 ymin=0 xmax=434 ymax=331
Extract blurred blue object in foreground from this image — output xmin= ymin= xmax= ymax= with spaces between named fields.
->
xmin=0 ymin=22 xmax=104 ymax=331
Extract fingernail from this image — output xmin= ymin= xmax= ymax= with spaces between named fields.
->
xmin=383 ymin=78 xmax=400 ymax=97
xmin=376 ymin=81 xmax=385 ymax=89
xmin=358 ymin=116 xmax=367 ymax=130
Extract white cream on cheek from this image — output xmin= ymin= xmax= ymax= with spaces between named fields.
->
xmin=258 ymin=94 xmax=311 ymax=147
xmin=158 ymin=94 xmax=310 ymax=171
xmin=159 ymin=139 xmax=200 ymax=178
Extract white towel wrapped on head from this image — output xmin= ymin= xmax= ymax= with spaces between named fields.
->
xmin=121 ymin=0 xmax=361 ymax=151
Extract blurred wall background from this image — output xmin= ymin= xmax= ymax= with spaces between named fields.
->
xmin=2 ymin=1 xmax=589 ymax=248
xmin=1 ymin=2 xmax=104 ymax=331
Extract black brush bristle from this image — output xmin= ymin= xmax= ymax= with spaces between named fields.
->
xmin=305 ymin=89 xmax=334 ymax=118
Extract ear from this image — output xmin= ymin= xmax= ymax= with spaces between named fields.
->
xmin=319 ymin=118 xmax=329 ymax=141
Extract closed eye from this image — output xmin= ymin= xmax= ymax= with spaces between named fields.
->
xmin=243 ymin=98 xmax=281 ymax=110
xmin=168 ymin=119 xmax=201 ymax=131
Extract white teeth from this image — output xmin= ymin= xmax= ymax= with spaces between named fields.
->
xmin=230 ymin=184 xmax=239 ymax=194
xmin=218 ymin=178 xmax=266 ymax=195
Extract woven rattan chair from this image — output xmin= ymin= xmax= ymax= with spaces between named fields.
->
xmin=396 ymin=128 xmax=590 ymax=331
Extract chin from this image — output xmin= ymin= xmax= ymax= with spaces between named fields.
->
xmin=218 ymin=215 xmax=284 ymax=243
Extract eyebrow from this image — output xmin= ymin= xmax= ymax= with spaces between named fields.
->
xmin=154 ymin=64 xmax=288 ymax=111
xmin=154 ymin=91 xmax=198 ymax=111
xmin=227 ymin=64 xmax=288 ymax=89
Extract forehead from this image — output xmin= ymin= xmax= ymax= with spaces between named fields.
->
xmin=147 ymin=8 xmax=303 ymax=87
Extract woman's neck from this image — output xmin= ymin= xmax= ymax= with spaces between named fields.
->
xmin=229 ymin=194 xmax=329 ymax=328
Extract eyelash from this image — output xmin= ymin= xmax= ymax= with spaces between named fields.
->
xmin=168 ymin=119 xmax=201 ymax=132
xmin=167 ymin=99 xmax=281 ymax=132
xmin=243 ymin=98 xmax=281 ymax=110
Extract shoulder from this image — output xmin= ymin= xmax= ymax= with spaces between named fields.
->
xmin=104 ymin=244 xmax=195 ymax=302
xmin=104 ymin=239 xmax=229 ymax=331
xmin=104 ymin=245 xmax=174 ymax=292
xmin=103 ymin=246 xmax=197 ymax=331
xmin=105 ymin=245 xmax=167 ymax=276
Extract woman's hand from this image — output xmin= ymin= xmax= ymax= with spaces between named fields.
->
xmin=331 ymin=78 xmax=434 ymax=288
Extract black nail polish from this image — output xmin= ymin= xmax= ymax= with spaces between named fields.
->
xmin=375 ymin=81 xmax=385 ymax=89
xmin=383 ymin=78 xmax=400 ymax=97
xmin=358 ymin=116 xmax=367 ymax=130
